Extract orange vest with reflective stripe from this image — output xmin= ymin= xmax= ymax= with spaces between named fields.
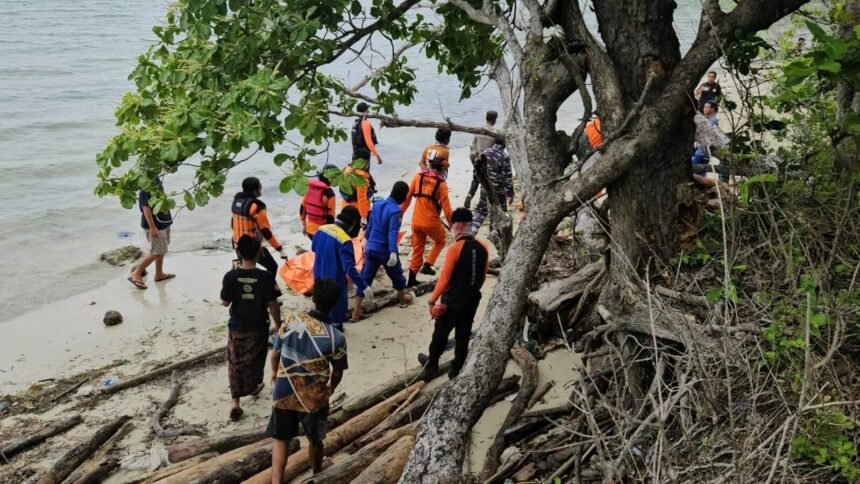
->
xmin=231 ymin=197 xmax=261 ymax=245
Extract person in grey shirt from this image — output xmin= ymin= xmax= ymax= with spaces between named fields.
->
xmin=465 ymin=110 xmax=498 ymax=208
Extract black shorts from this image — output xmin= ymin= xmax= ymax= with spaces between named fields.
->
xmin=266 ymin=405 xmax=329 ymax=444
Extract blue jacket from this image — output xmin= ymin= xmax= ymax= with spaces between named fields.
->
xmin=311 ymin=222 xmax=368 ymax=297
xmin=365 ymin=197 xmax=402 ymax=255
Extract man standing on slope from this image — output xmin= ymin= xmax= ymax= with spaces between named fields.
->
xmin=311 ymin=206 xmax=367 ymax=331
xmin=356 ymin=181 xmax=414 ymax=320
xmin=352 ymin=102 xmax=383 ymax=167
xmin=466 ymin=110 xmax=498 ymax=209
xmin=230 ymin=177 xmax=289 ymax=276
xmin=418 ymin=208 xmax=489 ymax=381
xmin=401 ymin=157 xmax=454 ymax=287
xmin=268 ymin=278 xmax=347 ymax=481
xmin=340 ymin=148 xmax=376 ymax=223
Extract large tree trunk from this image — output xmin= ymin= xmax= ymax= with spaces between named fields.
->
xmin=595 ymin=0 xmax=690 ymax=281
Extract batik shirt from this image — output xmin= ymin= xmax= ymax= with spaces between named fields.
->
xmin=272 ymin=310 xmax=348 ymax=412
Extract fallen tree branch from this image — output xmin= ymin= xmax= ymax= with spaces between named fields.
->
xmin=66 ymin=421 xmax=134 ymax=484
xmin=481 ymin=346 xmax=538 ymax=480
xmin=128 ymin=452 xmax=218 ymax=484
xmin=151 ymin=372 xmax=205 ymax=439
xmin=352 ymin=435 xmax=415 ymax=484
xmin=165 ymin=429 xmax=267 ymax=464
xmin=0 ymin=414 xmax=83 ymax=464
xmin=654 ymin=285 xmax=710 ymax=308
xmin=328 ymin=110 xmax=497 ymax=137
xmin=100 ymin=348 xmax=224 ymax=396
xmin=529 ymin=260 xmax=605 ymax=313
xmin=36 ymin=415 xmax=131 ymax=484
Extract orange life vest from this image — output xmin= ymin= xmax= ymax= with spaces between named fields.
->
xmin=304 ymin=179 xmax=332 ymax=225
xmin=585 ymin=117 xmax=603 ymax=148
xmin=231 ymin=196 xmax=261 ymax=245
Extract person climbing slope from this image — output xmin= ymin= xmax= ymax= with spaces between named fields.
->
xmin=300 ymin=168 xmax=337 ymax=240
xmin=401 ymin=157 xmax=454 ymax=287
xmin=357 ymin=181 xmax=414 ymax=320
xmin=417 ymin=208 xmax=489 ymax=381
xmin=311 ymin=206 xmax=367 ymax=331
xmin=231 ymin=177 xmax=289 ymax=276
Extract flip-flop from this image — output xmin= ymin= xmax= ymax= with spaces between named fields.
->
xmin=154 ymin=274 xmax=176 ymax=282
xmin=127 ymin=277 xmax=147 ymax=290
xmin=322 ymin=456 xmax=334 ymax=470
xmin=229 ymin=407 xmax=244 ymax=421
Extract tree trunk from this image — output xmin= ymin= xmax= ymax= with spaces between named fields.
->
xmin=128 ymin=453 xmax=218 ymax=484
xmin=400 ymin=201 xmax=564 ymax=482
xmin=353 ymin=435 xmax=415 ymax=484
xmin=303 ymin=421 xmax=420 ymax=484
xmin=166 ymin=429 xmax=268 ymax=464
xmin=65 ymin=421 xmax=134 ymax=484
xmin=37 ymin=415 xmax=131 ymax=484
xmin=0 ymin=414 xmax=82 ymax=463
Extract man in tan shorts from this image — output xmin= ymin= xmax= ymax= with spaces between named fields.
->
xmin=128 ymin=179 xmax=175 ymax=289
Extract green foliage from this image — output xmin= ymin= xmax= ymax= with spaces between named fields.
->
xmin=792 ymin=410 xmax=859 ymax=482
xmin=96 ymin=0 xmax=501 ymax=208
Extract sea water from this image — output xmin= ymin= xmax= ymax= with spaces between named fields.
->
xmin=0 ymin=0 xmax=704 ymax=322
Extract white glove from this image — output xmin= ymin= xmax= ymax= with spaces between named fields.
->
xmin=387 ymin=252 xmax=398 ymax=267
xmin=278 ymin=247 xmax=289 ymax=260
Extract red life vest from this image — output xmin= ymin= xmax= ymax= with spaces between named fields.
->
xmin=305 ymin=179 xmax=332 ymax=225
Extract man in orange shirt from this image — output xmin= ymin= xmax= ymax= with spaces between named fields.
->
xmin=418 ymin=128 xmax=451 ymax=172
xmin=401 ymin=157 xmax=454 ymax=287
xmin=351 ymin=102 xmax=383 ymax=167
xmin=417 ymin=208 xmax=489 ymax=381
xmin=300 ymin=168 xmax=337 ymax=240
xmin=340 ymin=148 xmax=376 ymax=222
xmin=230 ymin=177 xmax=289 ymax=276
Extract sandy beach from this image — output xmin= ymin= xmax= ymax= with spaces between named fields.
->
xmin=0 ymin=147 xmax=582 ymax=482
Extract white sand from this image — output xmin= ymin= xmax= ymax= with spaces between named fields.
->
xmin=0 ymin=145 xmax=582 ymax=482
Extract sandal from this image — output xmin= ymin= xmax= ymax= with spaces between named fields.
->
xmin=155 ymin=273 xmax=176 ymax=282
xmin=229 ymin=407 xmax=244 ymax=421
xmin=127 ymin=277 xmax=147 ymax=290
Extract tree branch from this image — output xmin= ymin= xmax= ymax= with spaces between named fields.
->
xmin=448 ymin=0 xmax=524 ymax=62
xmin=351 ymin=42 xmax=416 ymax=92
xmin=328 ymin=110 xmax=496 ymax=136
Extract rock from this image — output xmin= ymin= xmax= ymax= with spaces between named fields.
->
xmin=100 ymin=245 xmax=142 ymax=266
xmin=103 ymin=310 xmax=123 ymax=326
xmin=0 ymin=400 xmax=9 ymax=413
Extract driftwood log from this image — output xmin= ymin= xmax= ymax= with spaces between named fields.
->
xmin=481 ymin=346 xmax=538 ymax=480
xmin=165 ymin=429 xmax=268 ymax=464
xmin=244 ymin=383 xmax=424 ymax=484
xmin=160 ymin=383 xmax=423 ymax=484
xmin=36 ymin=415 xmax=131 ymax=484
xmin=352 ymin=435 xmax=415 ymax=484
xmin=303 ymin=421 xmax=421 ymax=484
xmin=101 ymin=348 xmax=224 ymax=395
xmin=127 ymin=452 xmax=218 ymax=484
xmin=527 ymin=259 xmax=604 ymax=313
xmin=151 ymin=372 xmax=204 ymax=439
xmin=65 ymin=421 xmax=134 ymax=484
xmin=0 ymin=414 xmax=83 ymax=463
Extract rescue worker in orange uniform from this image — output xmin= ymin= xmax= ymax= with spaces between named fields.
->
xmin=231 ymin=177 xmax=289 ymax=276
xmin=352 ymin=102 xmax=383 ymax=166
xmin=340 ymin=148 xmax=376 ymax=222
xmin=300 ymin=167 xmax=337 ymax=240
xmin=401 ymin=157 xmax=454 ymax=287
xmin=418 ymin=128 xmax=451 ymax=172
xmin=585 ymin=114 xmax=603 ymax=149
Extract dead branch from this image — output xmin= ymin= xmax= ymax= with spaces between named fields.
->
xmin=0 ymin=414 xmax=83 ymax=464
xmin=36 ymin=415 xmax=131 ymax=484
xmin=151 ymin=371 xmax=204 ymax=439
xmin=66 ymin=421 xmax=134 ymax=484
xmin=328 ymin=109 xmax=496 ymax=136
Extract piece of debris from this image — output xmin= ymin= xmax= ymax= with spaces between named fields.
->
xmin=103 ymin=310 xmax=123 ymax=326
xmin=99 ymin=245 xmax=142 ymax=266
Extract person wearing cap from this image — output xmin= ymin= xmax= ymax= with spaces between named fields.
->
xmin=229 ymin=177 xmax=289 ymax=276
xmin=311 ymin=206 xmax=367 ymax=331
xmin=351 ymin=102 xmax=383 ymax=166
xmin=417 ymin=207 xmax=489 ymax=381
xmin=466 ymin=110 xmax=498 ymax=209
xmin=418 ymin=128 xmax=452 ymax=172
xmin=300 ymin=168 xmax=338 ymax=240
xmin=401 ymin=158 xmax=454 ymax=287
xmin=340 ymin=148 xmax=376 ymax=222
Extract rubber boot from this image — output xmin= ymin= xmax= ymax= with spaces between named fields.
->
xmin=407 ymin=271 xmax=419 ymax=288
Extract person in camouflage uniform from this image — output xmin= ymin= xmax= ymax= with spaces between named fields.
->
xmin=472 ymin=137 xmax=514 ymax=234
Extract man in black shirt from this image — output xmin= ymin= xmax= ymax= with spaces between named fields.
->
xmin=128 ymin=178 xmax=174 ymax=289
xmin=221 ymin=235 xmax=283 ymax=420
xmin=695 ymin=71 xmax=723 ymax=113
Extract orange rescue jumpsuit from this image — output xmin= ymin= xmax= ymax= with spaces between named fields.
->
xmin=418 ymin=143 xmax=451 ymax=171
xmin=340 ymin=167 xmax=373 ymax=220
xmin=401 ymin=171 xmax=453 ymax=273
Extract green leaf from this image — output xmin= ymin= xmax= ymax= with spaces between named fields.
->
xmin=274 ymin=153 xmax=288 ymax=166
xmin=707 ymin=287 xmax=723 ymax=303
